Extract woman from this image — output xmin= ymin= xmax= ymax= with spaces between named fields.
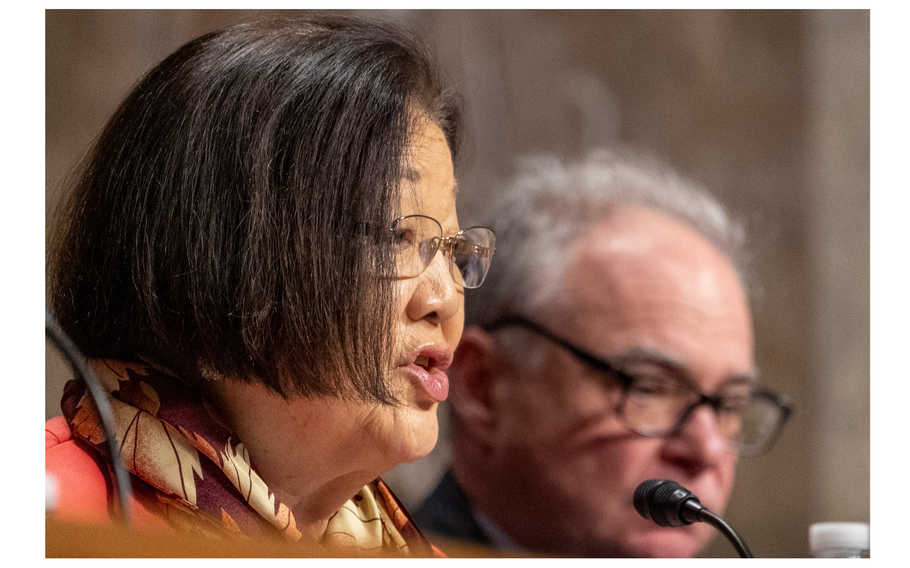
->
xmin=45 ymin=15 xmax=495 ymax=556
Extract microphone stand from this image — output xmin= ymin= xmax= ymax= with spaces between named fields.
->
xmin=46 ymin=312 xmax=133 ymax=527
xmin=694 ymin=507 xmax=753 ymax=558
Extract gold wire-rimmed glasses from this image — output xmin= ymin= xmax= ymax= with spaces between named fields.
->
xmin=391 ymin=214 xmax=496 ymax=289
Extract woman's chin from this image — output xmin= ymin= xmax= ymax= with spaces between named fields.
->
xmin=392 ymin=407 xmax=439 ymax=464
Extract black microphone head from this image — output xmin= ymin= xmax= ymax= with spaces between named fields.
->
xmin=633 ymin=479 xmax=704 ymax=528
xmin=633 ymin=479 xmax=667 ymax=521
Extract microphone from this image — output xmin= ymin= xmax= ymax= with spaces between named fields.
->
xmin=633 ymin=479 xmax=753 ymax=558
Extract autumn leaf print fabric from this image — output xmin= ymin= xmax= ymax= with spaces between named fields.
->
xmin=60 ymin=359 xmax=436 ymax=556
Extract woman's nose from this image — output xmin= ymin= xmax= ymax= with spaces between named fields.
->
xmin=405 ymin=251 xmax=463 ymax=325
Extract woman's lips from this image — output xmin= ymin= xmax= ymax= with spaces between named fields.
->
xmin=400 ymin=349 xmax=452 ymax=403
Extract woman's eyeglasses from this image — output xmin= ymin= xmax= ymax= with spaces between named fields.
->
xmin=391 ymin=214 xmax=496 ymax=289
xmin=485 ymin=314 xmax=792 ymax=457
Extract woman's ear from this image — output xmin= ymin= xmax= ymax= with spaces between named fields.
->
xmin=447 ymin=325 xmax=503 ymax=446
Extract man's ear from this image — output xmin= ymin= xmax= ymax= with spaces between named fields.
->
xmin=448 ymin=325 xmax=503 ymax=445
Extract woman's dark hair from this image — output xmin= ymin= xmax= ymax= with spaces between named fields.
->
xmin=48 ymin=15 xmax=461 ymax=403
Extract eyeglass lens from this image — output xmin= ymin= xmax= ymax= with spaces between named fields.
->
xmin=391 ymin=215 xmax=495 ymax=289
xmin=620 ymin=379 xmax=788 ymax=456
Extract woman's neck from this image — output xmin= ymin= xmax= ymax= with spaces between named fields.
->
xmin=202 ymin=378 xmax=395 ymax=542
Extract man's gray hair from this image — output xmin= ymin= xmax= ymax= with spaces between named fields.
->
xmin=464 ymin=148 xmax=750 ymax=329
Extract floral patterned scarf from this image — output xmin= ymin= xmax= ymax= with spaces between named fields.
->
xmin=60 ymin=359 xmax=437 ymax=556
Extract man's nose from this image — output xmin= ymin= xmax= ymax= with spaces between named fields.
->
xmin=659 ymin=405 xmax=729 ymax=477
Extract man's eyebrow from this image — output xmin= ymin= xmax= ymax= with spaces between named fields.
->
xmin=610 ymin=346 xmax=685 ymax=371
xmin=610 ymin=346 xmax=758 ymax=390
xmin=724 ymin=373 xmax=759 ymax=387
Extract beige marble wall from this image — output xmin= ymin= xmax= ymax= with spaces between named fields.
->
xmin=45 ymin=9 xmax=869 ymax=557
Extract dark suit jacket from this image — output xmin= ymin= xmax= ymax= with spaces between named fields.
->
xmin=414 ymin=469 xmax=492 ymax=548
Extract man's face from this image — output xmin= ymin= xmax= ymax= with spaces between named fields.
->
xmin=486 ymin=206 xmax=754 ymax=557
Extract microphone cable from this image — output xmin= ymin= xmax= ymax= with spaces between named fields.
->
xmin=693 ymin=507 xmax=753 ymax=559
xmin=634 ymin=478 xmax=752 ymax=558
xmin=46 ymin=311 xmax=133 ymax=527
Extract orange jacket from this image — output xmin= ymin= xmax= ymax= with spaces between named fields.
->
xmin=45 ymin=416 xmax=168 ymax=531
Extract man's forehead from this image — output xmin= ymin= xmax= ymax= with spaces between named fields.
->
xmin=578 ymin=206 xmax=719 ymax=258
xmin=542 ymin=206 xmax=755 ymax=383
xmin=564 ymin=207 xmax=746 ymax=304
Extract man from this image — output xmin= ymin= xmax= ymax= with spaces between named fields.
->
xmin=414 ymin=150 xmax=790 ymax=557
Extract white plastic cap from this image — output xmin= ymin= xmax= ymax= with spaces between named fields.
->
xmin=809 ymin=522 xmax=870 ymax=552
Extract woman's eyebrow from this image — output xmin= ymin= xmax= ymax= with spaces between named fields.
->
xmin=403 ymin=167 xmax=421 ymax=183
xmin=401 ymin=168 xmax=457 ymax=196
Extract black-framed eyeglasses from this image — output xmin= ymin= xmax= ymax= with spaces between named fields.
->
xmin=391 ymin=214 xmax=496 ymax=289
xmin=485 ymin=315 xmax=792 ymax=457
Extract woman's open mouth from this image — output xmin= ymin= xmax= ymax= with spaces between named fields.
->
xmin=401 ymin=349 xmax=452 ymax=403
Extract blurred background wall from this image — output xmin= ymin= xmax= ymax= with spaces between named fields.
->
xmin=45 ymin=9 xmax=869 ymax=558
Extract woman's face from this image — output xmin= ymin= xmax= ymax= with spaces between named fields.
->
xmin=203 ymin=118 xmax=464 ymax=509
xmin=360 ymin=117 xmax=465 ymax=465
